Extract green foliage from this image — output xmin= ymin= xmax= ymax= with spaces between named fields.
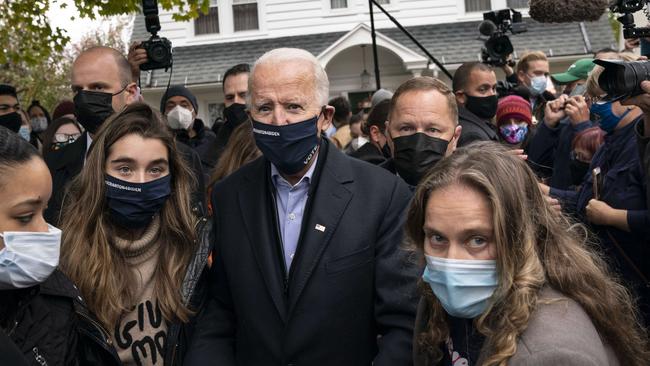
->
xmin=0 ymin=0 xmax=210 ymax=112
xmin=1 ymin=16 xmax=131 ymax=113
xmin=0 ymin=0 xmax=210 ymax=67
xmin=607 ymin=10 xmax=622 ymax=47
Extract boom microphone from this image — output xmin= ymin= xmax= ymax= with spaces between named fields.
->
xmin=529 ymin=0 xmax=609 ymax=23
xmin=479 ymin=20 xmax=497 ymax=36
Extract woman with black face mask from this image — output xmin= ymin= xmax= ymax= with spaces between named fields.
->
xmin=59 ymin=103 xmax=211 ymax=366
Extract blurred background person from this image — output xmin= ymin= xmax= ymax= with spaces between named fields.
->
xmin=452 ymin=62 xmax=499 ymax=147
xmin=0 ymin=84 xmax=22 ymax=134
xmin=515 ymin=51 xmax=554 ymax=122
xmin=27 ymin=100 xmax=51 ymax=150
xmin=495 ymin=95 xmax=534 ymax=150
xmin=17 ymin=109 xmax=32 ymax=143
xmin=569 ymin=127 xmax=605 ymax=189
xmin=543 ymin=65 xmax=649 ymax=327
xmin=206 ymin=122 xmax=261 ymax=218
xmin=344 ymin=112 xmax=367 ymax=153
xmin=409 ymin=142 xmax=649 ymax=365
xmin=51 ymin=100 xmax=76 ymax=121
xmin=41 ymin=117 xmax=83 ymax=159
xmin=208 ymin=122 xmax=260 ymax=189
xmin=329 ymin=96 xmax=353 ymax=149
xmin=527 ymin=59 xmax=594 ymax=188
xmin=350 ymin=99 xmax=391 ymax=165
xmin=161 ymin=85 xmax=217 ymax=184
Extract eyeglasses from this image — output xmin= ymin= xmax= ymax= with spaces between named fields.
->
xmin=54 ymin=133 xmax=81 ymax=143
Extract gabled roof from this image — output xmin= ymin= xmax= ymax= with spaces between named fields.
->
xmin=131 ymin=15 xmax=615 ymax=88
xmin=317 ymin=23 xmax=428 ymax=70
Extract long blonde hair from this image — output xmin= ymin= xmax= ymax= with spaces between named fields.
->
xmin=60 ymin=103 xmax=198 ymax=330
xmin=406 ymin=142 xmax=649 ymax=365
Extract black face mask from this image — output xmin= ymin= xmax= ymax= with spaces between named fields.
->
xmin=380 ymin=141 xmax=392 ymax=159
xmin=105 ymin=174 xmax=172 ymax=229
xmin=0 ymin=112 xmax=22 ymax=133
xmin=252 ymin=113 xmax=320 ymax=175
xmin=570 ymin=159 xmax=590 ymax=186
xmin=465 ymin=94 xmax=498 ymax=120
xmin=392 ymin=132 xmax=450 ymax=186
xmin=223 ymin=103 xmax=248 ymax=128
xmin=74 ymin=87 xmax=125 ymax=134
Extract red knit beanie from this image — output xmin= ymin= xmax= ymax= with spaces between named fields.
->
xmin=52 ymin=100 xmax=75 ymax=120
xmin=496 ymin=95 xmax=532 ymax=127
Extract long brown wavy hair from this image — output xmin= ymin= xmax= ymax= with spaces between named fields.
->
xmin=208 ymin=121 xmax=260 ymax=188
xmin=60 ymin=103 xmax=198 ymax=330
xmin=406 ymin=141 xmax=649 ymax=365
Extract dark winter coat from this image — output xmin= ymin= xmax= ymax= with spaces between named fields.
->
xmin=456 ymin=106 xmax=499 ymax=148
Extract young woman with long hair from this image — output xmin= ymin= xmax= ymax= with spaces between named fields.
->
xmin=59 ymin=103 xmax=210 ymax=366
xmin=0 ymin=126 xmax=120 ymax=365
xmin=409 ymin=142 xmax=649 ymax=366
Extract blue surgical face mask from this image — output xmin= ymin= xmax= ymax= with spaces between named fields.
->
xmin=252 ymin=112 xmax=321 ymax=175
xmin=590 ymin=101 xmax=633 ymax=133
xmin=0 ymin=224 xmax=62 ymax=289
xmin=529 ymin=75 xmax=547 ymax=96
xmin=422 ymin=255 xmax=498 ymax=319
xmin=18 ymin=125 xmax=31 ymax=141
xmin=105 ymin=174 xmax=172 ymax=229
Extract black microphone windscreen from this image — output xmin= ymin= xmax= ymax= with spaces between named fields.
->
xmin=529 ymin=0 xmax=608 ymax=23
xmin=479 ymin=20 xmax=497 ymax=36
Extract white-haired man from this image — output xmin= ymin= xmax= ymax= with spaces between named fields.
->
xmin=185 ymin=48 xmax=419 ymax=365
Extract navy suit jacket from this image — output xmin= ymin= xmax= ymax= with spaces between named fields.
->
xmin=186 ymin=139 xmax=420 ymax=366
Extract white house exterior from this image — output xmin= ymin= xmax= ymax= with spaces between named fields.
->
xmin=130 ymin=0 xmax=615 ymax=125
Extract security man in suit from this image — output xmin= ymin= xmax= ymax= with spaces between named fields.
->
xmin=44 ymin=46 xmax=205 ymax=225
xmin=185 ymin=48 xmax=419 ymax=365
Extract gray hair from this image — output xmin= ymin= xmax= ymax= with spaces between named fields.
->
xmin=249 ymin=48 xmax=329 ymax=106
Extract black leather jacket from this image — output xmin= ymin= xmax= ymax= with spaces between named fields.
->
xmin=164 ymin=215 xmax=212 ymax=365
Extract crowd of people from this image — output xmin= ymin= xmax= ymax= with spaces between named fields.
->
xmin=0 ymin=38 xmax=649 ymax=366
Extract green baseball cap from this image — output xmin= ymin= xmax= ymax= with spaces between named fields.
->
xmin=551 ymin=58 xmax=595 ymax=84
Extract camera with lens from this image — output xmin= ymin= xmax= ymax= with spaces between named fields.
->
xmin=478 ymin=9 xmax=527 ymax=67
xmin=595 ymin=1 xmax=650 ymax=100
xmin=139 ymin=0 xmax=173 ymax=71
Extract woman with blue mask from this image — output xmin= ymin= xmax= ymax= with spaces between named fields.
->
xmin=408 ymin=142 xmax=648 ymax=366
xmin=542 ymin=65 xmax=650 ymax=328
xmin=59 ymin=103 xmax=211 ymax=366
xmin=0 ymin=126 xmax=118 ymax=365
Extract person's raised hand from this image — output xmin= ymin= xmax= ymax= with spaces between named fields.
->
xmin=544 ymin=95 xmax=568 ymax=128
xmin=128 ymin=42 xmax=148 ymax=81
xmin=565 ymin=95 xmax=590 ymax=125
